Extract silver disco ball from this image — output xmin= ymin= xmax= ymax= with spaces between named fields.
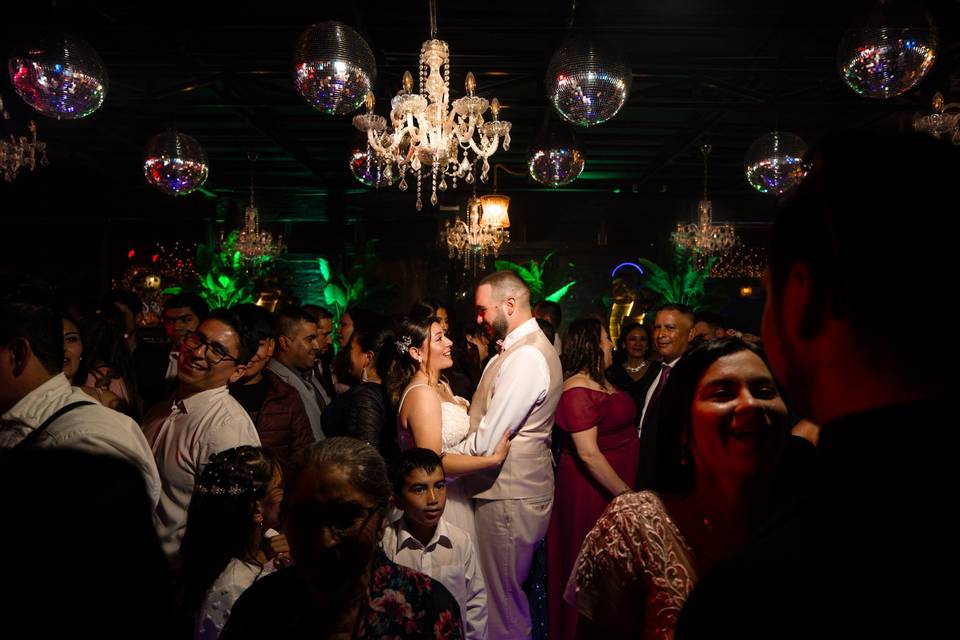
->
xmin=837 ymin=7 xmax=937 ymax=99
xmin=528 ymin=125 xmax=585 ymax=187
xmin=143 ymin=130 xmax=209 ymax=196
xmin=744 ymin=131 xmax=809 ymax=196
xmin=8 ymin=34 xmax=108 ymax=120
xmin=349 ymin=135 xmax=396 ymax=188
xmin=293 ymin=22 xmax=376 ymax=115
xmin=545 ymin=34 xmax=631 ymax=127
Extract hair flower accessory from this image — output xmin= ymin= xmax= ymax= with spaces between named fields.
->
xmin=396 ymin=334 xmax=413 ymax=355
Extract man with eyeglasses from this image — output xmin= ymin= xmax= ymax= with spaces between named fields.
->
xmin=142 ymin=308 xmax=261 ymax=569
xmin=135 ymin=292 xmax=209 ymax=410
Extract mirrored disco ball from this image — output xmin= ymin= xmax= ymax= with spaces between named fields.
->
xmin=293 ymin=22 xmax=376 ymax=115
xmin=349 ymin=141 xmax=396 ymax=188
xmin=8 ymin=34 xmax=108 ymax=119
xmin=838 ymin=26 xmax=937 ymax=98
xmin=545 ymin=34 xmax=632 ymax=127
xmin=528 ymin=125 xmax=585 ymax=187
xmin=744 ymin=131 xmax=809 ymax=196
xmin=143 ymin=130 xmax=209 ymax=196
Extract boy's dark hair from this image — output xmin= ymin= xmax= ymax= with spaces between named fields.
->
xmin=391 ymin=447 xmax=444 ymax=494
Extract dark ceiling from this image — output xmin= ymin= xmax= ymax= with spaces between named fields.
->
xmin=3 ymin=0 xmax=959 ymax=258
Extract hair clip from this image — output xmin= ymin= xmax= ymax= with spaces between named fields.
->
xmin=396 ymin=335 xmax=413 ymax=355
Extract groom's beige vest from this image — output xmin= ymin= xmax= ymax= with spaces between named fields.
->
xmin=466 ymin=326 xmax=562 ymax=499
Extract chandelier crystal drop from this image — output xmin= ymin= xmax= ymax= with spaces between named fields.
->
xmin=913 ymin=92 xmax=960 ymax=144
xmin=672 ymin=144 xmax=737 ymax=255
xmin=8 ymin=33 xmax=108 ymax=120
xmin=443 ymin=195 xmax=509 ymax=271
xmin=0 ymin=97 xmax=49 ymax=182
xmin=352 ymin=1 xmax=510 ymax=211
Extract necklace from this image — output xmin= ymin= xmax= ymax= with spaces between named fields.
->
xmin=624 ymin=361 xmax=648 ymax=373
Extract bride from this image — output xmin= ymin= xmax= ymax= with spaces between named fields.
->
xmin=387 ymin=312 xmax=510 ymax=543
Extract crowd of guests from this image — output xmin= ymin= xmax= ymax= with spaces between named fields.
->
xmin=0 ymin=130 xmax=952 ymax=639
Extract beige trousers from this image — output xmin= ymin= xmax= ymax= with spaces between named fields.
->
xmin=474 ymin=494 xmax=554 ymax=640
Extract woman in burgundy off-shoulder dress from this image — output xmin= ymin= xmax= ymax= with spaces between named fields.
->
xmin=547 ymin=318 xmax=639 ymax=640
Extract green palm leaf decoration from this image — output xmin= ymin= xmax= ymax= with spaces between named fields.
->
xmin=638 ymin=246 xmax=716 ymax=310
xmin=494 ymin=251 xmax=575 ymax=303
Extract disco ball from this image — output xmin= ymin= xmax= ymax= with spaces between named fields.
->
xmin=837 ymin=5 xmax=937 ymax=99
xmin=143 ymin=130 xmax=209 ymax=196
xmin=8 ymin=34 xmax=108 ymax=120
xmin=744 ymin=131 xmax=809 ymax=196
xmin=838 ymin=27 xmax=936 ymax=98
xmin=349 ymin=138 xmax=396 ymax=188
xmin=293 ymin=22 xmax=376 ymax=115
xmin=528 ymin=125 xmax=585 ymax=187
xmin=545 ymin=34 xmax=632 ymax=127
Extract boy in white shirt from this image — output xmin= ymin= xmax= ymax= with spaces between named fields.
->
xmin=382 ymin=448 xmax=488 ymax=640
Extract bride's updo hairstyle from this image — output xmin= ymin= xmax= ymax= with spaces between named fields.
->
xmin=385 ymin=312 xmax=436 ymax=410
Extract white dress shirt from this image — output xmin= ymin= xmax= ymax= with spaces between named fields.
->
xmin=455 ymin=317 xmax=551 ymax=456
xmin=0 ymin=374 xmax=161 ymax=507
xmin=638 ymin=356 xmax=681 ymax=432
xmin=142 ymin=386 xmax=260 ymax=563
xmin=382 ymin=517 xmax=488 ymax=640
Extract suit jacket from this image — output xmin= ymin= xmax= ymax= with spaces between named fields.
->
xmin=265 ymin=360 xmax=325 ymax=441
xmin=251 ymin=369 xmax=315 ymax=461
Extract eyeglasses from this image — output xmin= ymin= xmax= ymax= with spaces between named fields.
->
xmin=285 ymin=502 xmax=380 ymax=538
xmin=182 ymin=331 xmax=239 ymax=365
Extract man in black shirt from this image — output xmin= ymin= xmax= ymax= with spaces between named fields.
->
xmin=676 ymin=131 xmax=954 ymax=639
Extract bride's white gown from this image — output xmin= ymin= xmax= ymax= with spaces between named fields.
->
xmin=398 ymin=386 xmax=478 ymax=546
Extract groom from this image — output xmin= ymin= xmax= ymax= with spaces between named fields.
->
xmin=452 ymin=270 xmax=563 ymax=640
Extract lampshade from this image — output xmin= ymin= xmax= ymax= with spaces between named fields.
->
xmin=479 ymin=194 xmax=510 ymax=228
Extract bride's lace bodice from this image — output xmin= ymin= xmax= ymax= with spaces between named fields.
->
xmin=439 ymin=396 xmax=470 ymax=451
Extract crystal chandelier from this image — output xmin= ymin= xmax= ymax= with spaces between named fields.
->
xmin=352 ymin=0 xmax=511 ymax=211
xmin=0 ymin=97 xmax=48 ymax=182
xmin=672 ymin=144 xmax=737 ymax=255
xmin=913 ymin=92 xmax=960 ymax=144
xmin=229 ymin=153 xmax=284 ymax=263
xmin=443 ymin=192 xmax=509 ymax=271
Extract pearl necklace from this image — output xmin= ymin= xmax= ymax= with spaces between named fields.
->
xmin=624 ymin=361 xmax=648 ymax=373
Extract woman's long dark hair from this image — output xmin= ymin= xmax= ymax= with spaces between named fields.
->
xmin=653 ymin=337 xmax=777 ymax=494
xmin=384 ymin=313 xmax=436 ymax=410
xmin=73 ymin=302 xmax=142 ymax=419
xmin=561 ymin=317 xmax=607 ymax=385
xmin=180 ymin=446 xmax=279 ymax=617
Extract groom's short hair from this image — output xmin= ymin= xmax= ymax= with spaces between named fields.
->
xmin=479 ymin=271 xmax=530 ymax=309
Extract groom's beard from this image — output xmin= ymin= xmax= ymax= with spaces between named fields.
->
xmin=490 ymin=311 xmax=509 ymax=343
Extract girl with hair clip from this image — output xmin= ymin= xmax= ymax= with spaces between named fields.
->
xmin=180 ymin=446 xmax=286 ymax=640
xmin=386 ymin=309 xmax=511 ymax=551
